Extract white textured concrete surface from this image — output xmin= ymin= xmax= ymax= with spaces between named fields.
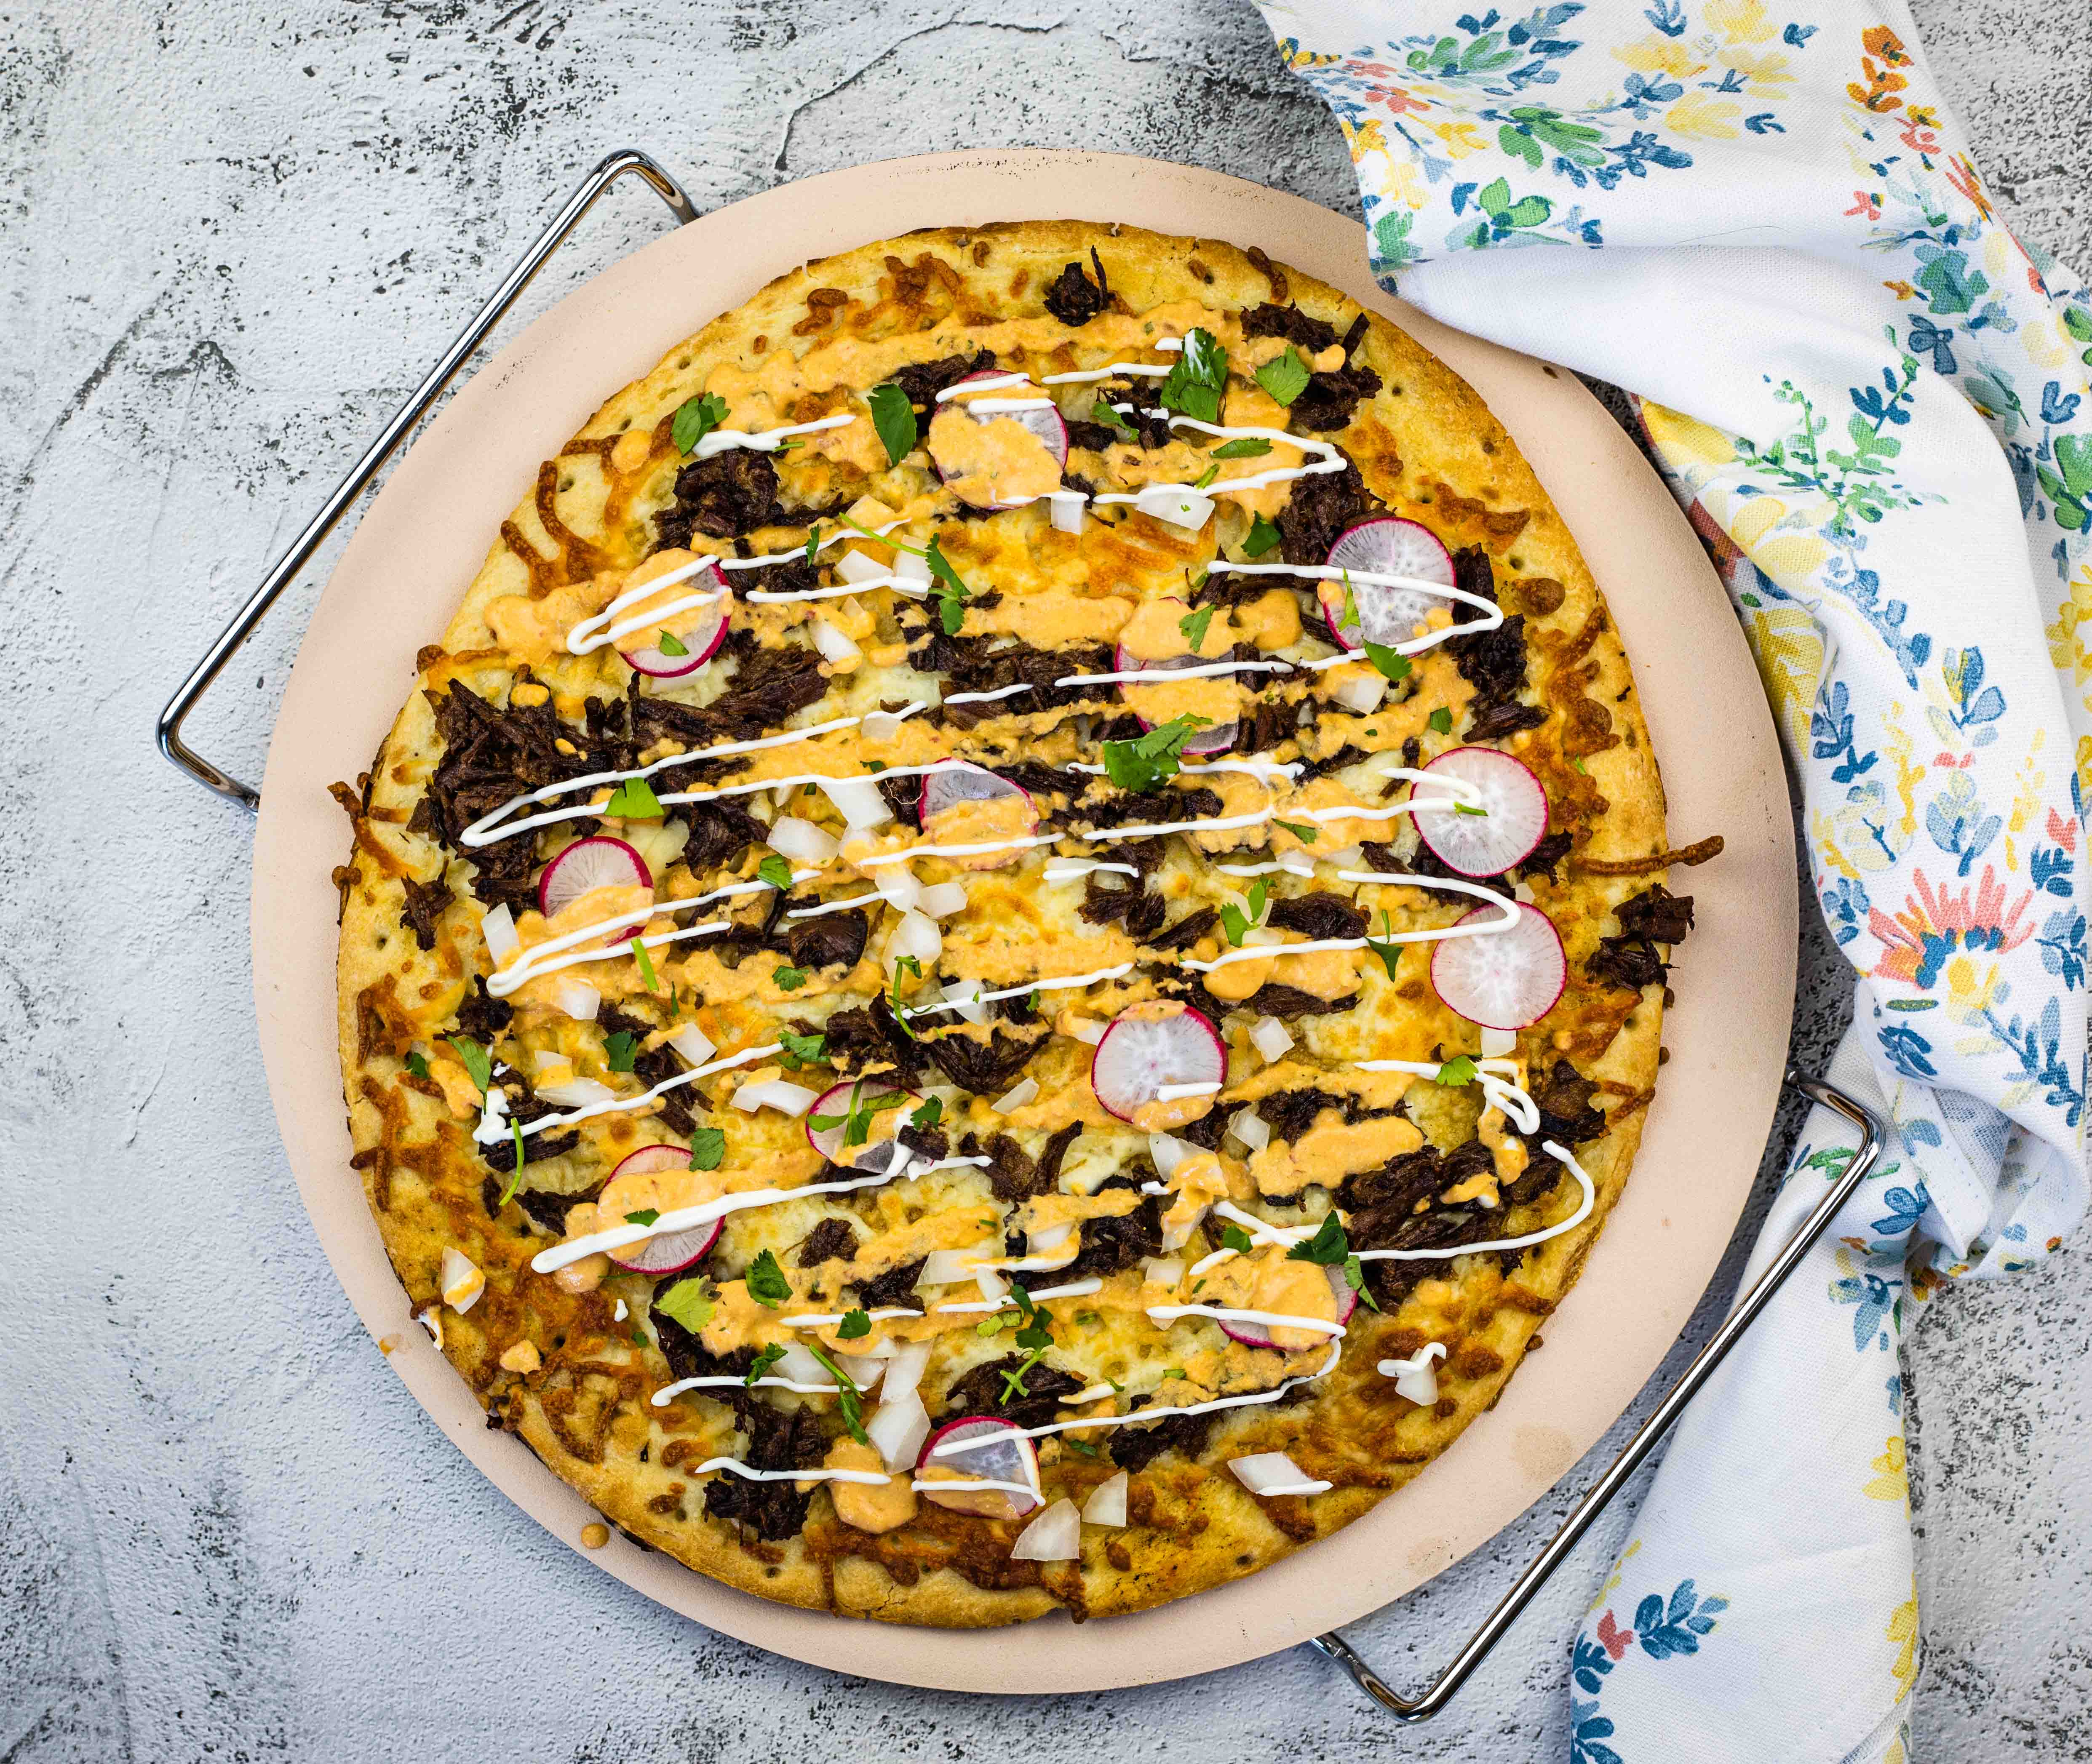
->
xmin=2 ymin=2 xmax=2087 ymax=1758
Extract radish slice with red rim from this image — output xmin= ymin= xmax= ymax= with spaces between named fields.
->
xmin=1217 ymin=1264 xmax=1357 ymax=1350
xmin=1430 ymin=902 xmax=1566 ymax=1030
xmin=804 ymin=1079 xmax=921 ymax=1168
xmin=603 ymin=1145 xmax=722 ymax=1274
xmin=1113 ymin=599 xmax=1238 ymax=755
xmin=1410 ymin=747 xmax=1549 ymax=877
xmin=1317 ymin=518 xmax=1455 ymax=651
xmin=1090 ymin=1003 xmax=1226 ymax=1124
xmin=916 ymin=1416 xmax=1041 ymax=1519
xmin=619 ymin=560 xmax=730 ymax=678
xmin=917 ymin=763 xmax=1037 ymax=866
xmin=934 ymin=370 xmax=1070 ymax=497
xmin=537 ymin=835 xmax=652 ymax=919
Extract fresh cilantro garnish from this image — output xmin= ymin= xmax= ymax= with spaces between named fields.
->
xmin=1089 ymin=398 xmax=1136 ymax=440
xmin=1573 ymin=757 xmax=1590 ymax=775
xmin=1220 ymin=1222 xmax=1256 ymax=1254
xmin=624 ymin=1208 xmax=660 ymax=1227
xmin=743 ymin=1249 xmax=792 ymax=1309
xmin=1010 ymin=1284 xmax=1051 ymax=1352
xmin=866 ymin=382 xmax=918 ymax=466
xmin=1254 ymin=346 xmax=1311 ymax=407
xmin=1065 ymin=1437 xmax=1099 ymax=1457
xmin=758 ymin=855 xmax=794 ymax=891
xmin=1101 ymin=714 xmax=1211 ymax=793
xmin=687 ymin=1126 xmax=726 ymax=1171
xmin=810 ymin=1078 xmax=906 ymax=1148
xmin=1178 ymin=604 xmax=1215 ymax=652
xmin=628 ymin=936 xmax=661 ymax=993
xmin=1193 ymin=462 xmax=1219 ymax=489
xmin=1365 ymin=907 xmax=1403 ymax=982
xmin=1363 ymin=640 xmax=1411 ymax=682
xmin=1427 ymin=707 xmax=1453 ymax=736
xmin=1337 ymin=573 xmax=1361 ymax=633
xmin=404 ymin=1050 xmax=430 ymax=1080
xmin=1287 ymin=1212 xmax=1350 ymax=1267
xmin=501 ymin=1118 xmax=527 ymax=1205
xmin=1454 ymin=802 xmax=1489 ymax=817
xmin=445 ymin=1035 xmax=492 ymax=1095
xmin=1220 ymin=876 xmax=1268 ymax=947
xmin=743 ymin=1342 xmax=787 ymax=1385
xmin=804 ymin=523 xmax=821 ymax=563
xmin=1274 ymin=819 xmax=1317 ymax=843
xmin=655 ymin=630 xmax=690 ymax=657
xmin=800 ymin=1340 xmax=870 ymax=1444
xmin=1344 ymin=1256 xmax=1381 ymax=1311
xmin=656 ymin=1277 xmax=715 ymax=1333
xmin=604 ymin=775 xmax=664 ymax=819
xmin=1213 ymin=436 xmax=1273 ymax=459
xmin=1435 ymin=1055 xmax=1478 ymax=1087
xmin=1162 ymin=1366 xmax=1187 ymax=1380
xmin=671 ymin=391 xmax=729 ymax=455
xmin=776 ymin=1030 xmax=827 ymax=1070
xmin=838 ymin=1308 xmax=871 ymax=1340
xmin=885 ymin=953 xmax=922 ymax=1039
xmin=926 ymin=536 xmax=969 ymax=635
xmin=772 ymin=964 xmax=808 ymax=992
xmin=1243 ymin=514 xmax=1282 ymax=557
xmin=1159 ymin=328 xmax=1228 ymax=423
xmin=1000 ymin=1342 xmax=1052 ymax=1403
xmin=604 ymin=1030 xmax=638 ymax=1073
xmin=910 ymin=1095 xmax=943 ymax=1129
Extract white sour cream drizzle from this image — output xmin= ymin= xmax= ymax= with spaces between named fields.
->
xmin=690 ymin=1457 xmax=891 ymax=1485
xmin=1206 ymin=562 xmax=1505 ymax=657
xmin=895 ymin=963 xmax=1138 ymax=1023
xmin=1354 ymin=1055 xmax=1540 ymax=1134
xmin=928 ymin=1277 xmax=1103 ymax=1313
xmin=1350 ymin=1140 xmax=1595 ymax=1263
xmin=1089 ymin=409 xmax=1346 ymax=502
xmin=1145 ymin=1303 xmax=1347 ymax=1338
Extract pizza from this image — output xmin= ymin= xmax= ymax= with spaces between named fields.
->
xmin=333 ymin=220 xmax=1718 ymax=1627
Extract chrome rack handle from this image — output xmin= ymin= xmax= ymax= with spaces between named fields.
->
xmin=157 ymin=148 xmax=699 ymax=809
xmin=1312 ymin=1069 xmax=1883 ymax=1722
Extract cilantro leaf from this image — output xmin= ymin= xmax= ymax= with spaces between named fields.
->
xmin=1220 ymin=1222 xmax=1256 ymax=1254
xmin=655 ymin=630 xmax=690 ymax=657
xmin=501 ymin=1118 xmax=527 ymax=1205
xmin=604 ymin=775 xmax=664 ymax=819
xmin=1455 ymin=801 xmax=1489 ymax=817
xmin=1211 ymin=436 xmax=1272 ymax=459
xmin=866 ymin=382 xmax=917 ymax=466
xmin=910 ymin=1095 xmax=943 ymax=1129
xmin=687 ymin=1126 xmax=726 ymax=1171
xmin=628 ymin=936 xmax=661 ymax=994
xmin=404 ymin=1050 xmax=430 ymax=1080
xmin=777 ymin=1030 xmax=827 ymax=1071
xmin=1365 ymin=907 xmax=1403 ymax=982
xmin=1363 ymin=640 xmax=1412 ymax=682
xmin=743 ymin=1249 xmax=791 ymax=1309
xmin=1254 ymin=347 xmax=1311 ymax=407
xmin=758 ymin=855 xmax=794 ymax=891
xmin=1287 ymin=1212 xmax=1350 ymax=1267
xmin=1273 ymin=819 xmax=1317 ymax=843
xmin=1193 ymin=462 xmax=1219 ymax=489
xmin=1101 ymin=714 xmax=1211 ymax=793
xmin=800 ymin=1340 xmax=870 ymax=1444
xmin=1088 ymin=398 xmax=1136 ymax=440
xmin=656 ymin=1277 xmax=716 ymax=1333
xmin=772 ymin=964 xmax=808 ymax=992
xmin=1344 ymin=1255 xmax=1381 ymax=1311
xmin=1000 ymin=1343 xmax=1051 ymax=1402
xmin=445 ymin=1035 xmax=492 ymax=1095
xmin=1427 ymin=707 xmax=1453 ymax=736
xmin=1435 ymin=1055 xmax=1477 ymax=1087
xmin=1248 ymin=877 xmax=1267 ymax=924
xmin=838 ymin=1308 xmax=871 ymax=1340
xmin=1162 ymin=1366 xmax=1187 ymax=1380
xmin=671 ymin=391 xmax=729 ymax=455
xmin=1178 ymin=605 xmax=1215 ymax=651
xmin=804 ymin=524 xmax=821 ymax=563
xmin=604 ymin=1030 xmax=638 ymax=1073
xmin=1243 ymin=514 xmax=1282 ymax=557
xmin=743 ymin=1342 xmax=787 ymax=1384
xmin=1157 ymin=327 xmax=1228 ymax=424
xmin=624 ymin=1208 xmax=660 ymax=1227
xmin=925 ymin=536 xmax=970 ymax=635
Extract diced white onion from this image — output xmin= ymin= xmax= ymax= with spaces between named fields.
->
xmin=1010 ymin=1497 xmax=1082 ymax=1561
xmin=894 ymin=551 xmax=932 ymax=586
xmin=1160 ymin=1211 xmax=1206 ymax=1253
xmin=1480 ymin=1027 xmax=1518 ymax=1057
xmin=1141 ymin=1257 xmax=1185 ymax=1288
xmin=550 ymin=978 xmax=601 ymax=1022
xmin=774 ymin=1343 xmax=830 ymax=1386
xmin=532 ymin=1077 xmax=617 ymax=1108
xmin=872 ymin=864 xmax=922 ymax=915
xmin=1250 ymin=1016 xmax=1295 ymax=1062
xmin=439 ymin=1246 xmax=484 ymax=1313
xmin=867 ymin=1389 xmax=930 ymax=1470
xmin=973 ymin=1266 xmax=1010 ymax=1304
xmin=732 ymin=1079 xmax=819 ymax=1117
xmin=821 ymin=776 xmax=891 ymax=832
xmin=532 ymin=1049 xmax=566 ymax=1074
xmin=1226 ymin=1108 xmax=1271 ymax=1153
xmin=812 ymin=619 xmax=862 ymax=665
xmin=834 ymin=1352 xmax=887 ymax=1388
xmin=1229 ymin=1451 xmax=1332 ymax=1497
xmin=1066 ymin=1016 xmax=1107 ymax=1046
xmin=1378 ymin=1342 xmax=1448 ymax=1406
xmin=1331 ymin=668 xmax=1388 ymax=714
xmin=1147 ymin=1134 xmax=1195 ymax=1179
xmin=863 ymin=706 xmax=921 ymax=741
xmin=918 ymin=1247 xmax=989 ymax=1287
xmin=669 ymin=1024 xmax=717 ymax=1067
xmin=882 ymin=1339 xmax=934 ymax=1403
xmin=1081 ymin=1471 xmax=1128 ymax=1527
xmin=916 ymin=880 xmax=969 ymax=919
xmin=768 ymin=816 xmax=838 ymax=866
xmin=943 ymin=978 xmax=989 ymax=1026
xmin=1134 ymin=486 xmax=1214 ymax=531
xmin=835 ymin=547 xmax=888 ymax=584
xmin=994 ymin=1077 xmax=1039 ymax=1114
xmin=1027 ymin=1222 xmax=1073 ymax=1257
xmin=481 ymin=903 xmax=519 ymax=964
xmin=1048 ymin=490 xmax=1087 ymax=534
xmin=1243 ymin=925 xmax=1285 ymax=949
xmin=886 ymin=910 xmax=943 ymax=974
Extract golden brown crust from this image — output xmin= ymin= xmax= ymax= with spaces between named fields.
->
xmin=335 ymin=219 xmax=1674 ymax=1628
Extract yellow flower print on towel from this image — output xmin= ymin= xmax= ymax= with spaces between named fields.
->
xmin=1706 ymin=0 xmax=1776 ymax=41
xmin=1862 ymin=1436 xmax=1909 ymax=1505
xmin=1667 ymin=92 xmax=1745 ymax=139
xmin=1886 ymin=1588 xmax=1920 ymax=1702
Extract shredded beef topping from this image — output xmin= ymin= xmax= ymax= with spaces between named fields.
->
xmin=1149 ymin=907 xmax=1220 ymax=953
xmin=451 ymin=974 xmax=512 ymax=1042
xmin=1213 ymin=982 xmax=1358 ymax=1019
xmin=798 ymin=1217 xmax=860 ymax=1268
xmin=1616 ymin=885 xmax=1695 ymax=944
xmin=398 ymin=873 xmax=449 ymax=950
xmin=850 ymin=1256 xmax=927 ymax=1310
xmin=821 ymin=1002 xmax=924 ymax=1085
xmin=655 ymin=449 xmax=782 ymax=548
xmin=1290 ymin=359 xmax=1382 ymax=432
xmin=1514 ymin=830 xmax=1574 ymax=884
xmin=913 ymin=631 xmax=1116 ymax=728
xmin=1587 ymin=937 xmax=1669 ymax=991
xmin=1062 ymin=1185 xmax=1163 ymax=1281
xmin=1079 ymin=877 xmax=1166 ymax=938
xmin=1277 ymin=456 xmax=1379 ymax=567
xmin=1108 ymin=1402 xmax=1215 ymax=1473
xmin=787 ymin=909 xmax=869 ymax=973
xmin=1257 ymin=1087 xmax=1349 ymax=1142
xmin=630 ymin=632 xmax=828 ymax=751
xmin=890 ymin=350 xmax=995 ymax=412
xmin=922 ymin=1029 xmax=1037 ymax=1096
xmin=703 ymin=1402 xmax=828 ymax=1540
xmin=1241 ymin=301 xmax=1339 ymax=353
xmin=1043 ymin=249 xmax=1110 ymax=327
xmin=1265 ymin=891 xmax=1368 ymax=942
xmin=943 ymin=1356 xmax=1088 ymax=1431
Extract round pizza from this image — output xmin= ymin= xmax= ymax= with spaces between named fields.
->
xmin=333 ymin=220 xmax=1716 ymax=1627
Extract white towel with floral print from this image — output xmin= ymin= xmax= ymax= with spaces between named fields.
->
xmin=1256 ymin=2 xmax=2091 ymax=1757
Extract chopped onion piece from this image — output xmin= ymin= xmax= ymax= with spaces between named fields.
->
xmin=918 ymin=1247 xmax=990 ymax=1287
xmin=1141 ymin=1257 xmax=1185 ymax=1289
xmin=439 ymin=1246 xmax=484 ymax=1313
xmin=1480 ymin=1027 xmax=1518 ymax=1057
xmin=668 ymin=1024 xmax=717 ymax=1067
xmin=863 ymin=706 xmax=919 ymax=741
xmin=1227 ymin=1108 xmax=1271 ymax=1153
xmin=732 ymin=1079 xmax=819 ymax=1117
xmin=1048 ymin=490 xmax=1087 ymax=534
xmin=895 ymin=552 xmax=932 ymax=587
xmin=1081 ymin=1472 xmax=1128 ymax=1527
xmin=867 ymin=1389 xmax=930 ymax=1470
xmin=482 ymin=903 xmax=519 ymax=964
xmin=944 ymin=978 xmax=989 ymax=1026
xmin=1147 ymin=1134 xmax=1195 ymax=1179
xmin=1134 ymin=486 xmax=1214 ymax=531
xmin=1378 ymin=1342 xmax=1447 ymax=1406
xmin=882 ymin=1339 xmax=934 ymax=1402
xmin=1027 ymin=1222 xmax=1073 ymax=1257
xmin=768 ymin=816 xmax=838 ymax=866
xmin=1010 ymin=1498 xmax=1082 ymax=1561
xmin=1250 ymin=1016 xmax=1295 ymax=1062
xmin=835 ymin=548 xmax=887 ymax=584
xmin=414 ymin=1304 xmax=443 ymax=1345
xmin=1331 ymin=667 xmax=1387 ymax=714
xmin=886 ymin=910 xmax=943 ymax=973
xmin=532 ymin=1049 xmax=566 ymax=1074
xmin=917 ymin=880 xmax=969 ymax=918
xmin=550 ymin=978 xmax=601 ymax=1022
xmin=532 ymin=1077 xmax=617 ymax=1108
xmin=994 ymin=1077 xmax=1039 ymax=1113
xmin=871 ymin=863 xmax=922 ymax=915
xmin=774 ymin=1343 xmax=830 ymax=1386
xmin=1229 ymin=1451 xmax=1331 ymax=1497
xmin=812 ymin=619 xmax=862 ymax=664
xmin=974 ymin=1266 xmax=1010 ymax=1304
xmin=825 ymin=775 xmax=892 ymax=830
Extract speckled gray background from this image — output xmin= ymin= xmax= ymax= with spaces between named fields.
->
xmin=4 ymin=2 xmax=2088 ymax=1758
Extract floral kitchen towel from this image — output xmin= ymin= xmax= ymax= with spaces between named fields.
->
xmin=1256 ymin=0 xmax=2092 ymax=1755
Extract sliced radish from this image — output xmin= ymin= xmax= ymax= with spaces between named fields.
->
xmin=1090 ymin=1003 xmax=1226 ymax=1124
xmin=538 ymin=836 xmax=652 ymax=919
xmin=1218 ymin=1264 xmax=1357 ymax=1350
xmin=604 ymin=1145 xmax=722 ymax=1274
xmin=1114 ymin=598 xmax=1237 ymax=755
xmin=1010 ymin=1498 xmax=1082 ymax=1561
xmin=918 ymin=764 xmax=1037 ymax=867
xmin=935 ymin=370 xmax=1070 ymax=502
xmin=804 ymin=1079 xmax=920 ymax=1167
xmin=1317 ymin=518 xmax=1455 ymax=651
xmin=1430 ymin=902 xmax=1567 ymax=1030
xmin=620 ymin=560 xmax=730 ymax=677
xmin=1411 ymin=747 xmax=1549 ymax=877
xmin=917 ymin=1416 xmax=1042 ymax=1520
